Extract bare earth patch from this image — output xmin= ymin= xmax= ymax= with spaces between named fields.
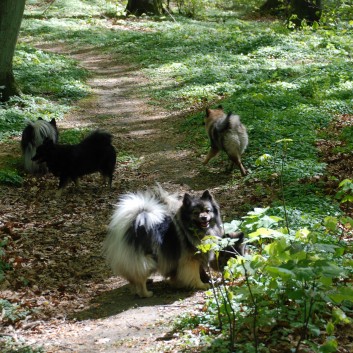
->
xmin=0 ymin=48 xmax=248 ymax=352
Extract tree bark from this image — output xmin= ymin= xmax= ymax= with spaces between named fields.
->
xmin=290 ymin=0 xmax=322 ymax=25
xmin=126 ymin=0 xmax=164 ymax=16
xmin=259 ymin=0 xmax=288 ymax=15
xmin=0 ymin=0 xmax=26 ymax=102
xmin=259 ymin=0 xmax=322 ymax=26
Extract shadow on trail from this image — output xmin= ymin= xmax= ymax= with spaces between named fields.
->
xmin=72 ymin=279 xmax=193 ymax=321
xmin=177 ymin=167 xmax=242 ymax=190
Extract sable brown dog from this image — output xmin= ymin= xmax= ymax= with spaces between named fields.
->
xmin=204 ymin=106 xmax=248 ymax=176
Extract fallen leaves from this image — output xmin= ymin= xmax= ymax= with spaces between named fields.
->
xmin=0 ymin=172 xmax=121 ymax=329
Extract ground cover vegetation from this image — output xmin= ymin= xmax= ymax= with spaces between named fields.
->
xmin=1 ymin=0 xmax=353 ymax=352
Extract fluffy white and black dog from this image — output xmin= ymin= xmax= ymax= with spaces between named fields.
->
xmin=103 ymin=187 xmax=224 ymax=298
xmin=21 ymin=118 xmax=58 ymax=174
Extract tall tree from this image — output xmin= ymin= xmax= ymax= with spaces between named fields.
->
xmin=290 ymin=0 xmax=322 ymax=25
xmin=126 ymin=0 xmax=164 ymax=16
xmin=259 ymin=0 xmax=322 ymax=26
xmin=0 ymin=0 xmax=26 ymax=102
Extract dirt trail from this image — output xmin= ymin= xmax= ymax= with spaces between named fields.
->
xmin=1 ymin=49 xmax=244 ymax=353
xmin=35 ymin=49 xmax=206 ymax=353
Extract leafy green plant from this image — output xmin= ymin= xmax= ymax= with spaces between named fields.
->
xmin=192 ymin=140 xmax=353 ymax=352
xmin=14 ymin=44 xmax=90 ymax=101
xmin=0 ymin=238 xmax=11 ymax=283
xmin=0 ymin=44 xmax=90 ymax=144
xmin=176 ymin=0 xmax=206 ymax=18
xmin=196 ymin=207 xmax=353 ymax=353
xmin=0 ymin=336 xmax=43 ymax=353
xmin=336 ymin=179 xmax=353 ymax=204
xmin=0 ymin=299 xmax=31 ymax=325
xmin=0 ymin=169 xmax=23 ymax=186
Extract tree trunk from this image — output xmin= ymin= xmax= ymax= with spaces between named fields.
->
xmin=259 ymin=0 xmax=288 ymax=15
xmin=0 ymin=0 xmax=26 ymax=102
xmin=126 ymin=0 xmax=164 ymax=16
xmin=259 ymin=0 xmax=321 ymax=26
xmin=290 ymin=0 xmax=322 ymax=25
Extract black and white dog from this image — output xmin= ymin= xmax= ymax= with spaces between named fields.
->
xmin=21 ymin=118 xmax=58 ymax=174
xmin=103 ymin=187 xmax=224 ymax=298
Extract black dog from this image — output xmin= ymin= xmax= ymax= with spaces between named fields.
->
xmin=200 ymin=231 xmax=246 ymax=283
xmin=209 ymin=231 xmax=246 ymax=271
xmin=32 ymin=130 xmax=116 ymax=193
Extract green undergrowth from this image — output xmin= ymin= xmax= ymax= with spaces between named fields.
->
xmin=0 ymin=43 xmax=90 ymax=184
xmin=0 ymin=336 xmax=43 ymax=353
xmin=172 ymin=205 xmax=353 ymax=353
xmin=0 ymin=44 xmax=90 ymax=142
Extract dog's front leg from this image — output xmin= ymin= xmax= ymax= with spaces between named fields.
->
xmin=56 ymin=176 xmax=69 ymax=196
xmin=172 ymin=258 xmax=210 ymax=290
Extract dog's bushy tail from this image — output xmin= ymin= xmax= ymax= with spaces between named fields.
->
xmin=103 ymin=191 xmax=170 ymax=272
xmin=215 ymin=112 xmax=232 ymax=133
xmin=81 ymin=130 xmax=113 ymax=147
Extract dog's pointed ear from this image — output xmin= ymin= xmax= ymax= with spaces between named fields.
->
xmin=206 ymin=108 xmax=211 ymax=117
xmin=182 ymin=193 xmax=192 ymax=207
xmin=43 ymin=137 xmax=54 ymax=146
xmin=227 ymin=231 xmax=244 ymax=243
xmin=50 ymin=118 xmax=57 ymax=127
xmin=201 ymin=190 xmax=213 ymax=201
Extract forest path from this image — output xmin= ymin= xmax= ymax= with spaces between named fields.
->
xmin=1 ymin=48 xmax=243 ymax=352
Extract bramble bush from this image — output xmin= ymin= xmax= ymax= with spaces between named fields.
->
xmin=196 ymin=205 xmax=353 ymax=352
xmin=192 ymin=142 xmax=353 ymax=352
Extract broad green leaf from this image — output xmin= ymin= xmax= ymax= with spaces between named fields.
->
xmin=292 ymin=266 xmax=315 ymax=280
xmin=338 ymin=179 xmax=353 ymax=188
xmin=223 ymin=220 xmax=242 ymax=233
xmin=295 ymin=228 xmax=310 ymax=240
xmin=328 ymin=287 xmax=353 ymax=304
xmin=341 ymin=195 xmax=353 ymax=203
xmin=340 ymin=217 xmax=353 ymax=229
xmin=255 ymin=153 xmax=272 ymax=166
xmin=326 ymin=321 xmax=335 ymax=336
xmin=332 ymin=307 xmax=351 ymax=324
xmin=308 ymin=323 xmax=321 ymax=337
xmin=343 ymin=259 xmax=353 ymax=267
xmin=319 ymin=276 xmax=333 ymax=287
xmin=319 ymin=338 xmax=338 ymax=353
xmin=244 ymin=207 xmax=270 ymax=217
xmin=248 ymin=228 xmax=283 ymax=239
xmin=313 ymin=243 xmax=339 ymax=254
xmin=312 ymin=21 xmax=319 ymax=30
xmin=324 ymin=216 xmax=339 ymax=232
xmin=265 ymin=266 xmax=295 ymax=280
xmin=264 ymin=238 xmax=289 ymax=258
